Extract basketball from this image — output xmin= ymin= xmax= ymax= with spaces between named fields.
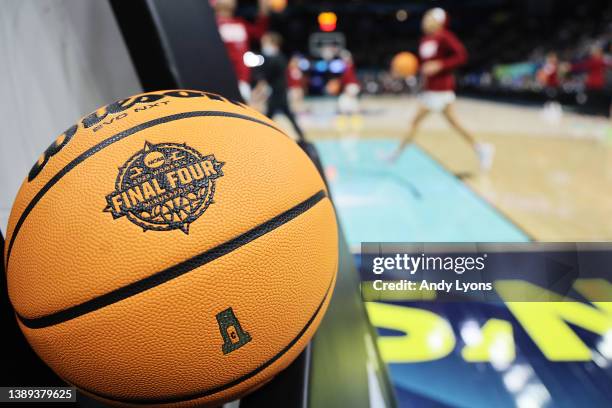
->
xmin=5 ymin=90 xmax=338 ymax=406
xmin=391 ymin=51 xmax=419 ymax=78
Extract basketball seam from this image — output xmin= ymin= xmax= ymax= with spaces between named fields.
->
xmin=68 ymin=272 xmax=335 ymax=404
xmin=5 ymin=111 xmax=287 ymax=266
xmin=17 ymin=190 xmax=327 ymax=328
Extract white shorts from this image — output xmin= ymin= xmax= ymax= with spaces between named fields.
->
xmin=338 ymin=93 xmax=360 ymax=114
xmin=419 ymin=91 xmax=456 ymax=113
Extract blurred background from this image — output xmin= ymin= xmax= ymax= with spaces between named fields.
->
xmin=236 ymin=0 xmax=612 ymax=245
xmin=1 ymin=0 xmax=611 ymax=407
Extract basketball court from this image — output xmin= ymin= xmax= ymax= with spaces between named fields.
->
xmin=291 ymin=95 xmax=612 ymax=243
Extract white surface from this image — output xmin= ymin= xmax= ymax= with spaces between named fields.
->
xmin=0 ymin=0 xmax=142 ymax=233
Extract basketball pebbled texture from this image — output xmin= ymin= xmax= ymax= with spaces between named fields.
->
xmin=5 ymin=90 xmax=338 ymax=406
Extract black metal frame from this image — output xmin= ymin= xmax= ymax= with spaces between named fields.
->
xmin=110 ymin=0 xmax=242 ymax=101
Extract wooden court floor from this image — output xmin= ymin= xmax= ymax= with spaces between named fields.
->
xmin=289 ymin=96 xmax=612 ymax=241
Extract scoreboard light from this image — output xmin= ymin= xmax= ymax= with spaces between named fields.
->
xmin=318 ymin=11 xmax=337 ymax=32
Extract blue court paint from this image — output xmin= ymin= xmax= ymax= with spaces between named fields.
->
xmin=315 ymin=139 xmax=529 ymax=246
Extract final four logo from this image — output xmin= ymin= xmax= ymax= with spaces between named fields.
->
xmin=105 ymin=142 xmax=224 ymax=233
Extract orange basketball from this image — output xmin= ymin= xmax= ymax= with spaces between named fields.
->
xmin=5 ymin=90 xmax=338 ymax=406
xmin=391 ymin=51 xmax=419 ymax=78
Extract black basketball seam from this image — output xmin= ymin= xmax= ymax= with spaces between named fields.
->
xmin=17 ymin=190 xmax=327 ymax=329
xmin=5 ymin=111 xmax=287 ymax=266
xmin=70 ymin=272 xmax=334 ymax=404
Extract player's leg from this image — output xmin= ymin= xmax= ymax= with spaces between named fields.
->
xmin=280 ymin=104 xmax=306 ymax=142
xmin=339 ymin=85 xmax=363 ymax=134
xmin=288 ymin=87 xmax=305 ymax=114
xmin=442 ymin=103 xmax=494 ymax=171
xmin=442 ymin=103 xmax=477 ymax=146
xmin=238 ymin=81 xmax=252 ymax=104
xmin=264 ymin=103 xmax=275 ymax=120
xmin=542 ymin=87 xmax=563 ymax=124
xmin=387 ymin=105 xmax=430 ymax=162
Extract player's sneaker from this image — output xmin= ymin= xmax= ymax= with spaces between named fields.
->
xmin=476 ymin=143 xmax=495 ymax=172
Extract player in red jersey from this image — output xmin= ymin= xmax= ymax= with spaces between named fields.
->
xmin=388 ymin=8 xmax=494 ymax=170
xmin=338 ymin=50 xmax=361 ymax=113
xmin=567 ymin=45 xmax=612 ymax=119
xmin=213 ymin=0 xmax=269 ymax=102
xmin=538 ymin=52 xmax=563 ymax=123
xmin=538 ymin=52 xmax=560 ymax=89
xmin=568 ymin=45 xmax=611 ymax=91
xmin=340 ymin=51 xmax=359 ymax=92
xmin=287 ymin=55 xmax=306 ymax=113
xmin=336 ymin=50 xmax=363 ymax=136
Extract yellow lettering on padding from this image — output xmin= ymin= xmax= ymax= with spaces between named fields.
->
xmin=365 ymin=302 xmax=455 ymax=363
xmin=461 ymin=319 xmax=515 ymax=363
xmin=496 ymin=280 xmax=612 ymax=361
xmin=573 ymin=279 xmax=612 ymax=315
